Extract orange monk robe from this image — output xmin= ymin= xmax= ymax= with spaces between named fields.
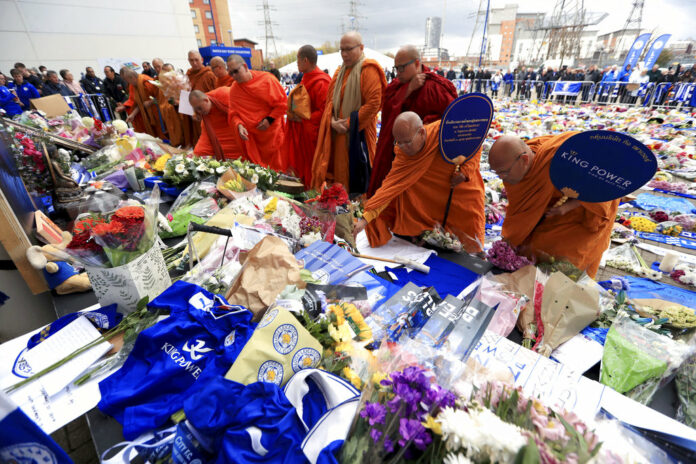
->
xmin=123 ymin=74 xmax=164 ymax=138
xmin=184 ymin=66 xmax=217 ymax=145
xmin=311 ymin=60 xmax=387 ymax=190
xmin=156 ymin=87 xmax=184 ymax=146
xmin=227 ymin=70 xmax=287 ymax=170
xmin=502 ymin=132 xmax=620 ymax=278
xmin=284 ymin=67 xmax=331 ymax=183
xmin=216 ymin=74 xmax=234 ymax=88
xmin=364 ymin=120 xmax=485 ymax=253
xmin=193 ymin=87 xmax=244 ymax=160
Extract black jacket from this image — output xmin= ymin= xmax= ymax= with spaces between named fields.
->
xmin=80 ymin=76 xmax=105 ymax=94
xmin=586 ymin=70 xmax=601 ymax=83
xmin=104 ymin=74 xmax=129 ymax=103
xmin=42 ymin=81 xmax=74 ymax=97
xmin=269 ymin=69 xmax=281 ymax=81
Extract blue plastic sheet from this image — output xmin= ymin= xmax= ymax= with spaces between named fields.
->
xmin=634 ymin=193 xmax=696 ymax=214
xmin=619 ymin=276 xmax=696 ymax=308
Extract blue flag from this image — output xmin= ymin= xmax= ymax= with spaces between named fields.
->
xmin=622 ymin=33 xmax=652 ymax=70
xmin=551 ymin=82 xmax=582 ymax=95
xmin=643 ymin=34 xmax=671 ymax=69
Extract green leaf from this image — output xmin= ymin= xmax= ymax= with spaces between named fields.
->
xmin=513 ymin=438 xmax=542 ymax=464
xmin=137 ymin=295 xmax=150 ymax=311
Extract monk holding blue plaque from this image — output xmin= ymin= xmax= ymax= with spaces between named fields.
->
xmin=354 ymin=94 xmax=493 ymax=253
xmin=489 ymin=130 xmax=657 ymax=278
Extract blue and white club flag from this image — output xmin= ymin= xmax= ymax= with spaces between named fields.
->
xmin=551 ymin=81 xmax=582 ymax=96
xmin=674 ymin=83 xmax=696 ymax=103
xmin=643 ymin=34 xmax=671 ymax=69
xmin=0 ymin=391 xmax=73 ymax=464
xmin=622 ymin=33 xmax=652 ymax=70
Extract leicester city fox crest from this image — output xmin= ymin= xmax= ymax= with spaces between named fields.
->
xmin=272 ymin=324 xmax=298 ymax=355
xmin=0 ymin=443 xmax=58 ymax=464
xmin=257 ymin=360 xmax=284 ymax=385
xmin=291 ymin=348 xmax=321 ymax=373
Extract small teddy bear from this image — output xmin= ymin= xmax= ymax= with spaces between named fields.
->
xmin=26 ymin=231 xmax=91 ymax=295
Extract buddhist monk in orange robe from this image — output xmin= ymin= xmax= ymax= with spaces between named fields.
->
xmin=311 ymin=31 xmax=387 ymax=192
xmin=184 ymin=50 xmax=217 ymax=145
xmin=226 ymin=54 xmax=287 ymax=169
xmin=490 ymin=134 xmax=620 ymax=278
xmin=354 ymin=112 xmax=485 ymax=253
xmin=210 ymin=56 xmax=234 ymax=88
xmin=155 ymin=63 xmax=184 ymax=146
xmin=116 ymin=67 xmax=164 ymax=138
xmin=284 ymin=44 xmax=331 ymax=184
xmin=368 ymin=45 xmax=457 ymax=197
xmin=189 ymin=88 xmax=244 ymax=160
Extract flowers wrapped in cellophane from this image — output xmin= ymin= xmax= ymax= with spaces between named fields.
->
xmin=60 ymin=186 xmax=162 ymax=268
xmin=157 ymin=70 xmax=190 ymax=102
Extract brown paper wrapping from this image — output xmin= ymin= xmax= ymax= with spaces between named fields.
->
xmin=216 ymin=168 xmax=257 ymax=201
xmin=490 ymin=265 xmax=537 ymax=333
xmin=225 ymin=236 xmax=306 ymax=321
xmin=537 ymin=272 xmax=599 ymax=356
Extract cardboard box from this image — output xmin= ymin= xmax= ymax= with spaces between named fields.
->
xmin=30 ymin=94 xmax=71 ymax=118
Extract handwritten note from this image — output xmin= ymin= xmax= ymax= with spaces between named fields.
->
xmin=178 ymin=90 xmax=194 ymax=116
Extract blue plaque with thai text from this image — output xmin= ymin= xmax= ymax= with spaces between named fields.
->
xmin=439 ymin=93 xmax=494 ymax=166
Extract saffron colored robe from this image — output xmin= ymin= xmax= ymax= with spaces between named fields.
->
xmin=364 ymin=120 xmax=485 ymax=253
xmin=502 ymin=132 xmax=620 ymax=278
xmin=194 ymin=87 xmax=244 ymax=160
xmin=216 ymin=74 xmax=235 ymax=88
xmin=123 ymin=74 xmax=164 ymax=138
xmin=184 ymin=66 xmax=217 ymax=145
xmin=228 ymin=70 xmax=287 ymax=169
xmin=368 ymin=66 xmax=457 ymax=197
xmin=284 ymin=67 xmax=331 ymax=184
xmin=311 ymin=59 xmax=387 ymax=191
xmin=157 ymin=87 xmax=184 ymax=146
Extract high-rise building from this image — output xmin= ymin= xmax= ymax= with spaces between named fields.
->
xmin=425 ymin=17 xmax=442 ymax=49
xmin=189 ymin=0 xmax=233 ymax=47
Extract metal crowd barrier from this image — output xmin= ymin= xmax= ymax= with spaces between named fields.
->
xmin=65 ymin=93 xmax=115 ymax=121
xmin=450 ymin=78 xmax=695 ymax=108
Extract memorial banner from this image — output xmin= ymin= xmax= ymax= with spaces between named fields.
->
xmin=622 ymin=33 xmax=652 ymax=70
xmin=439 ymin=93 xmax=494 ymax=166
xmin=549 ymin=130 xmax=657 ymax=202
xmin=643 ymin=34 xmax=671 ymax=70
xmin=551 ymin=82 xmax=582 ymax=96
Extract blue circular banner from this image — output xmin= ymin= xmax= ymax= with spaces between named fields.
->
xmin=438 ymin=93 xmax=494 ymax=165
xmin=549 ymin=130 xmax=657 ymax=203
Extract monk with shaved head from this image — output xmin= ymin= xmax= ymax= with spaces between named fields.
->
xmin=225 ymin=54 xmax=287 ymax=169
xmin=354 ymin=112 xmax=485 ymax=252
xmin=189 ymin=89 xmax=243 ymax=159
xmin=490 ymin=133 xmax=620 ymax=277
xmin=368 ymin=45 xmax=457 ymax=197
xmin=152 ymin=58 xmax=164 ymax=77
xmin=184 ymin=50 xmax=217 ymax=144
xmin=210 ymin=56 xmax=233 ymax=88
xmin=284 ymin=44 xmax=331 ymax=183
xmin=311 ymin=31 xmax=387 ymax=192
xmin=117 ymin=66 xmax=164 ymax=138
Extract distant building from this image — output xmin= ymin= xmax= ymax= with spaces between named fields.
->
xmin=233 ymin=38 xmax=264 ymax=69
xmin=425 ymin=17 xmax=442 ymax=49
xmin=420 ymin=16 xmax=450 ymax=61
xmin=486 ymin=3 xmax=602 ymax=69
xmin=596 ymin=28 xmax=643 ymax=61
xmin=190 ymin=0 xmax=232 ymax=47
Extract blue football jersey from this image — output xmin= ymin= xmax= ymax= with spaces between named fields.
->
xmin=98 ymin=281 xmax=256 ymax=439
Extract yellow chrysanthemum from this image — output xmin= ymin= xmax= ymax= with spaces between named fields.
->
xmin=422 ymin=415 xmax=442 ymax=435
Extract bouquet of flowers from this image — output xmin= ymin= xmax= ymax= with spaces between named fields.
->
xmin=341 ymin=365 xmax=458 ymax=464
xmin=158 ymin=70 xmax=190 ymax=102
xmin=81 ymin=117 xmax=116 ymax=147
xmin=421 ymin=224 xmax=463 ymax=252
xmin=486 ymin=239 xmax=534 ymax=271
xmin=18 ymin=110 xmax=49 ymax=130
xmin=163 ymin=155 xmax=232 ymax=185
xmin=230 ymin=158 xmax=279 ymax=191
xmin=62 ymin=189 xmax=160 ymax=268
xmin=306 ymin=183 xmax=350 ymax=213
xmin=12 ymin=131 xmax=51 ymax=194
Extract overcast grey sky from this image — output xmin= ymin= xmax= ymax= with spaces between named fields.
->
xmin=226 ymin=0 xmax=695 ymax=56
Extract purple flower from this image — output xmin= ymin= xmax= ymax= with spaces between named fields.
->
xmin=387 ymin=396 xmax=402 ymax=414
xmin=424 ymin=384 xmax=457 ymax=409
xmin=384 ymin=437 xmax=395 ymax=454
xmin=398 ymin=418 xmax=432 ymax=451
xmin=369 ymin=427 xmax=383 ymax=443
xmin=360 ymin=402 xmax=387 ymax=426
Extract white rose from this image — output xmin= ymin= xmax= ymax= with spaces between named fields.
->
xmin=81 ymin=117 xmax=94 ymax=129
xmin=196 ymin=164 xmax=207 ymax=172
xmin=175 ymin=163 xmax=186 ymax=174
xmin=216 ymin=166 xmax=227 ymax=174
xmin=112 ymin=120 xmax=128 ymax=134
xmin=251 ymin=174 xmax=259 ymax=184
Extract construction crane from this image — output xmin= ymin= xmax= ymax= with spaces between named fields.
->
xmin=615 ymin=0 xmax=645 ymax=60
